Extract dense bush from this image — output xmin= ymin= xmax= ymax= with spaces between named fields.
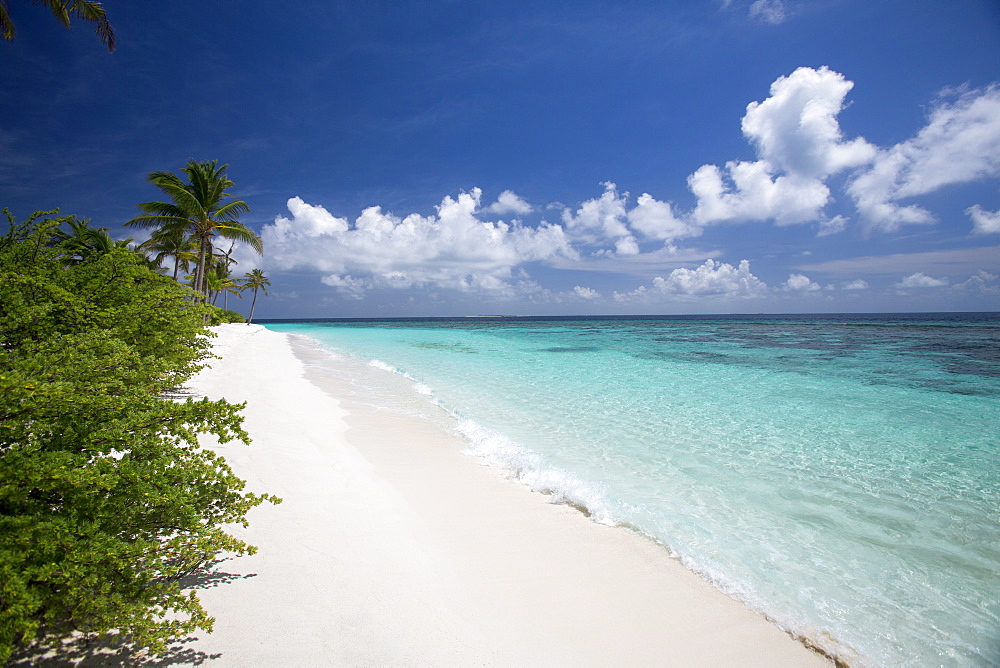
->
xmin=207 ymin=306 xmax=246 ymax=325
xmin=0 ymin=211 xmax=276 ymax=661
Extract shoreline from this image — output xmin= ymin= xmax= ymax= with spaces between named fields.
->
xmin=180 ymin=324 xmax=833 ymax=665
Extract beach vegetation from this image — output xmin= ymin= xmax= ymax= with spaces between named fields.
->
xmin=126 ymin=161 xmax=262 ymax=307
xmin=238 ymin=268 xmax=270 ymax=325
xmin=0 ymin=0 xmax=115 ymax=51
xmin=208 ymin=306 xmax=246 ymax=325
xmin=137 ymin=226 xmax=199 ymax=281
xmin=0 ymin=209 xmax=274 ymax=662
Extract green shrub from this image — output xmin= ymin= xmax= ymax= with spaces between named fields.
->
xmin=207 ymin=306 xmax=246 ymax=325
xmin=0 ymin=211 xmax=277 ymax=661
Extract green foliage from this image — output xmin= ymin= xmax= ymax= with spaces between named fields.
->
xmin=208 ymin=306 xmax=246 ymax=325
xmin=126 ymin=161 xmax=261 ymax=303
xmin=0 ymin=210 xmax=276 ymax=661
xmin=238 ymin=269 xmax=271 ymax=325
xmin=0 ymin=0 xmax=116 ymax=52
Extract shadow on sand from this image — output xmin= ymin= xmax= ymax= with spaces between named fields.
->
xmin=8 ymin=562 xmax=256 ymax=666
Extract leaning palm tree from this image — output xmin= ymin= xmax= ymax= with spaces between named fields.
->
xmin=126 ymin=160 xmax=262 ymax=304
xmin=238 ymin=268 xmax=270 ymax=325
xmin=0 ymin=0 xmax=115 ymax=51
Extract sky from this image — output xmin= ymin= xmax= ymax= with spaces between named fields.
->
xmin=2 ymin=0 xmax=999 ymax=318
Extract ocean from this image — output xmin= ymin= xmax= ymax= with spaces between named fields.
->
xmin=264 ymin=313 xmax=1000 ymax=666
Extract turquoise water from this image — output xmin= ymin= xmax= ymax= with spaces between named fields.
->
xmin=266 ymin=314 xmax=1000 ymax=666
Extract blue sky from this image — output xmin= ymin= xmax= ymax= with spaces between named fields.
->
xmin=2 ymin=0 xmax=999 ymax=318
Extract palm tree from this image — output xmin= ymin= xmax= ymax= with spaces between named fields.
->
xmin=51 ymin=216 xmax=131 ymax=264
xmin=204 ymin=258 xmax=241 ymax=307
xmin=238 ymin=269 xmax=270 ymax=325
xmin=137 ymin=226 xmax=199 ymax=281
xmin=1 ymin=0 xmax=115 ymax=51
xmin=126 ymin=160 xmax=262 ymax=304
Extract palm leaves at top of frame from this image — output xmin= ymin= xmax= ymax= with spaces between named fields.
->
xmin=0 ymin=0 xmax=116 ymax=52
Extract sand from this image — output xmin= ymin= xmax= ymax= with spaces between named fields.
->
xmin=179 ymin=323 xmax=832 ymax=666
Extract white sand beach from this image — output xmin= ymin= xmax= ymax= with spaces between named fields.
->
xmin=181 ymin=324 xmax=831 ymax=666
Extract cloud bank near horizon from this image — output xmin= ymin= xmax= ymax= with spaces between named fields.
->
xmin=259 ymin=67 xmax=1000 ymax=303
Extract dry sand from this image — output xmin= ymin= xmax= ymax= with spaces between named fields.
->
xmin=179 ymin=323 xmax=832 ymax=666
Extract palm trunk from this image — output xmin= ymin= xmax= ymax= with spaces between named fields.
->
xmin=194 ymin=237 xmax=208 ymax=303
xmin=200 ymin=240 xmax=213 ymax=301
xmin=247 ymin=288 xmax=258 ymax=325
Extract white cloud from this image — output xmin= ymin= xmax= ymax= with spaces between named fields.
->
xmin=652 ymin=259 xmax=768 ymax=296
xmin=561 ymin=182 xmax=634 ymax=251
xmin=320 ymin=273 xmax=369 ymax=299
xmin=968 ymin=205 xmax=1000 ymax=235
xmin=572 ymin=286 xmax=601 ymax=300
xmin=689 ymin=161 xmax=831 ymax=225
xmin=613 ymin=259 xmax=767 ymax=302
xmin=849 ymin=85 xmax=1000 ymax=232
xmin=263 ymin=189 xmax=575 ymax=296
xmin=784 ymin=273 xmax=821 ymax=292
xmin=817 ymin=215 xmax=848 ymax=237
xmin=626 ymin=193 xmax=697 ymax=242
xmin=895 ymin=272 xmax=949 ymax=289
xmin=841 ymin=279 xmax=868 ymax=290
xmin=689 ymin=67 xmax=875 ymax=227
xmin=742 ymin=67 xmax=875 ymax=179
xmin=485 ymin=189 xmax=533 ymax=215
xmin=749 ymin=0 xmax=786 ymax=24
xmin=954 ymin=271 xmax=999 ymax=293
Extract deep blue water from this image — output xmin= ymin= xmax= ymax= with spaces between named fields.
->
xmin=263 ymin=313 xmax=1000 ymax=666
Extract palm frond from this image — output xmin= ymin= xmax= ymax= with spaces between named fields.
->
xmin=68 ymin=1 xmax=114 ymax=51
xmin=214 ymin=199 xmax=251 ymax=222
xmin=39 ymin=0 xmax=72 ymax=29
xmin=1 ymin=1 xmax=14 ymax=40
xmin=126 ymin=213 xmax=189 ymax=229
xmin=215 ymin=222 xmax=263 ymax=254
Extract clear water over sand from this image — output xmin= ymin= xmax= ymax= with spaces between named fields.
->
xmin=267 ymin=313 xmax=1000 ymax=666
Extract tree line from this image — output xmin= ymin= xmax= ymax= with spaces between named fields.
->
xmin=0 ymin=161 xmax=278 ymax=661
xmin=126 ymin=160 xmax=270 ymax=324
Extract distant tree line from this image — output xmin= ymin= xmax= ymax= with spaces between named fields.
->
xmin=0 ymin=161 xmax=277 ymax=661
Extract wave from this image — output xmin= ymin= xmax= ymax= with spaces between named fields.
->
xmin=325 ymin=349 xmax=860 ymax=665
xmin=366 ymin=358 xmax=620 ymax=526
xmin=367 ymin=358 xmax=434 ymax=395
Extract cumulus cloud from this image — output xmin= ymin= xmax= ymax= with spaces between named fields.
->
xmin=849 ymin=85 xmax=1000 ymax=232
xmin=256 ymin=70 xmax=1000 ymax=305
xmin=742 ymin=67 xmax=875 ymax=178
xmin=689 ymin=67 xmax=875 ymax=227
xmin=654 ymin=259 xmax=767 ymax=296
xmin=968 ymin=205 xmax=1000 ymax=235
xmin=895 ymin=272 xmax=949 ymax=289
xmin=613 ymin=259 xmax=767 ymax=301
xmin=954 ymin=270 xmax=999 ymax=293
xmin=686 ymin=69 xmax=1000 ymax=237
xmin=263 ymin=189 xmax=575 ymax=296
xmin=485 ymin=189 xmax=533 ymax=215
xmin=561 ymin=182 xmax=636 ymax=252
xmin=688 ymin=161 xmax=831 ymax=225
xmin=572 ymin=285 xmax=601 ymax=300
xmin=626 ymin=193 xmax=698 ymax=241
xmin=784 ymin=273 xmax=821 ymax=292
